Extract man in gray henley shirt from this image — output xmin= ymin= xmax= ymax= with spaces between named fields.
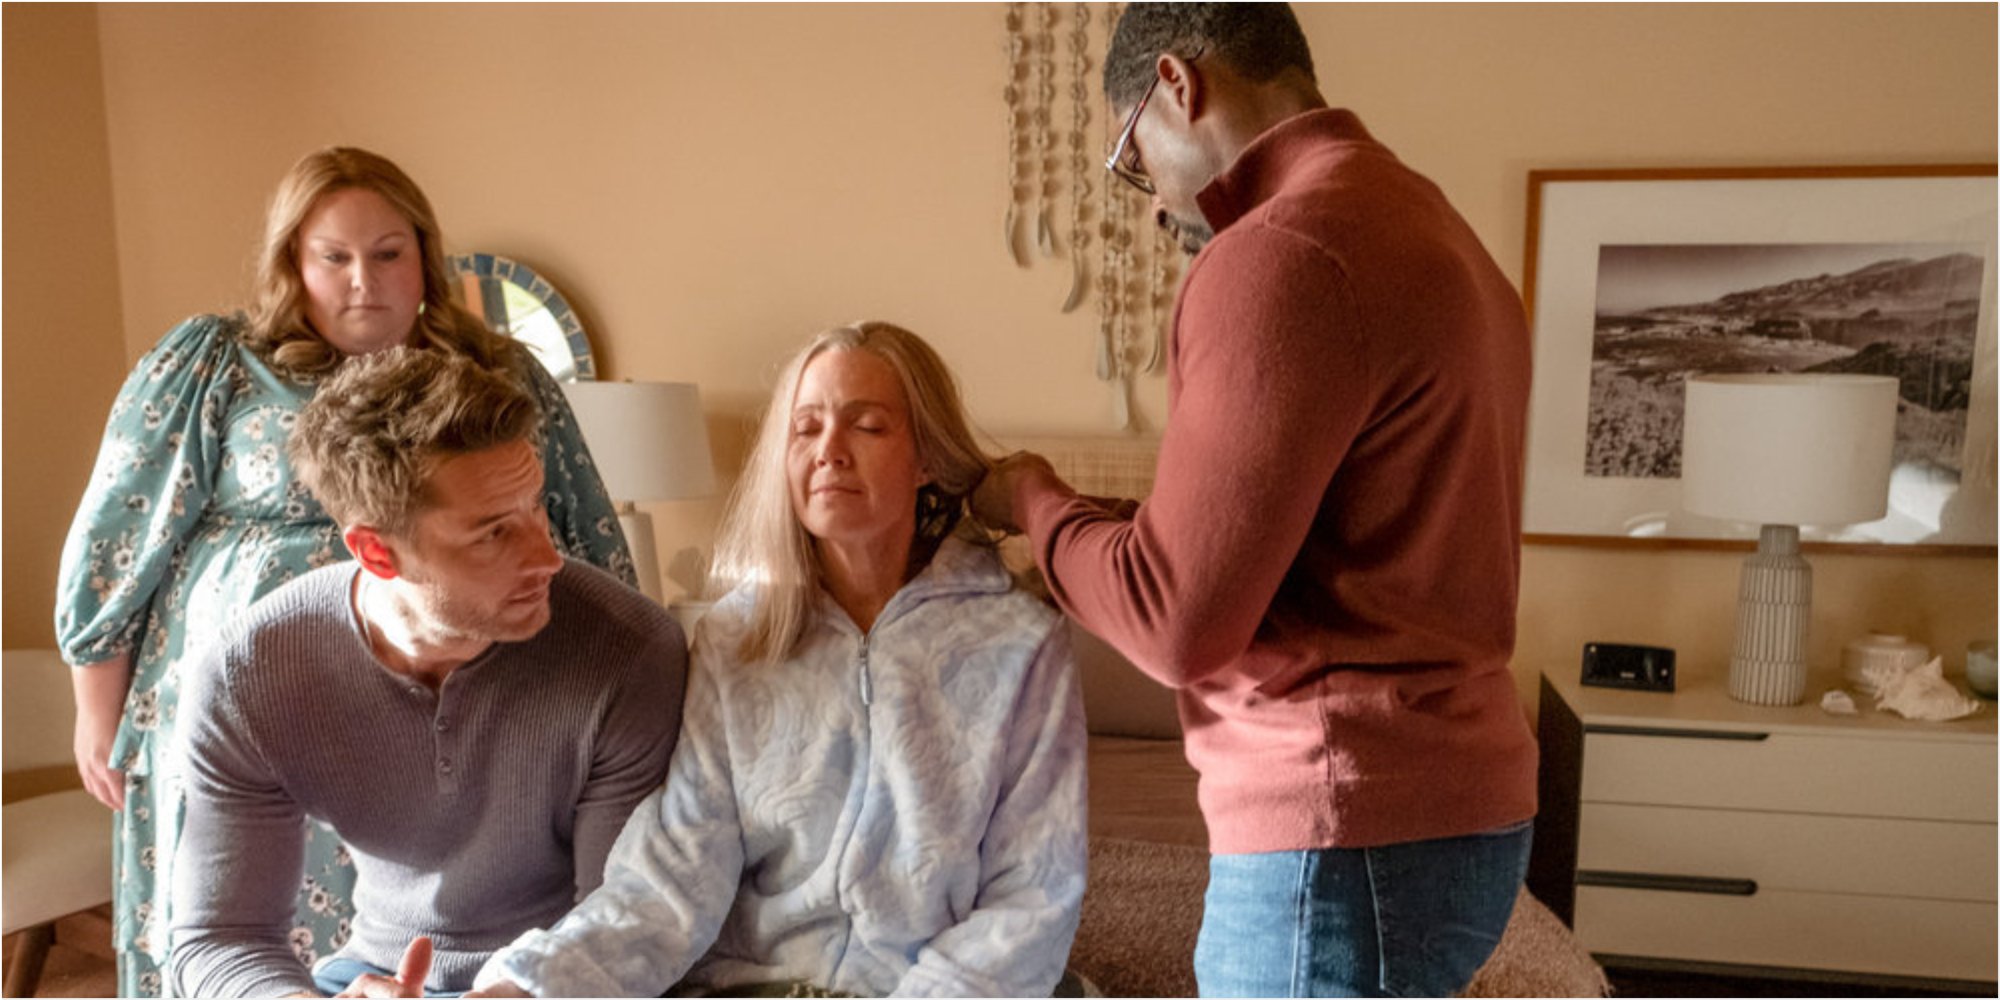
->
xmin=168 ymin=348 xmax=685 ymax=997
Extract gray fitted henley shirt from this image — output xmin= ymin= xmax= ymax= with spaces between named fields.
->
xmin=168 ymin=559 xmax=684 ymax=997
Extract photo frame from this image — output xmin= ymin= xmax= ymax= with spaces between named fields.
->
xmin=1521 ymin=165 xmax=1998 ymax=551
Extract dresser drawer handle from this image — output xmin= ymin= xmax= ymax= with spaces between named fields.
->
xmin=1584 ymin=724 xmax=1770 ymax=741
xmin=1577 ymin=870 xmax=1759 ymax=896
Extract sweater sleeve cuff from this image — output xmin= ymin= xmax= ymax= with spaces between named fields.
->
xmin=1014 ymin=461 xmax=1085 ymax=550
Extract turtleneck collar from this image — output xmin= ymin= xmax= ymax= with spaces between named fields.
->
xmin=1194 ymin=108 xmax=1378 ymax=234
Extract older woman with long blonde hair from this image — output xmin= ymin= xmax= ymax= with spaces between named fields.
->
xmin=54 ymin=146 xmax=633 ymax=996
xmin=474 ymin=322 xmax=1088 ymax=998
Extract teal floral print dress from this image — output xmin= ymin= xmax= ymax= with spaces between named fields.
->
xmin=54 ymin=314 xmax=635 ymax=997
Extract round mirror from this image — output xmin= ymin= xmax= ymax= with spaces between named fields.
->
xmin=450 ymin=252 xmax=596 ymax=381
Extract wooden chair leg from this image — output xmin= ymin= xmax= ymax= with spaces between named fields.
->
xmin=4 ymin=922 xmax=55 ymax=998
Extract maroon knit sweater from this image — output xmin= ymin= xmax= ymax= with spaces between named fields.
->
xmin=1015 ymin=109 xmax=1537 ymax=852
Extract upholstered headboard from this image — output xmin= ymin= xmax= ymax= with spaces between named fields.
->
xmin=997 ymin=436 xmax=1182 ymax=741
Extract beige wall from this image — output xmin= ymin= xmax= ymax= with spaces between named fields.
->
xmin=3 ymin=4 xmax=131 ymax=648
xmin=5 ymin=4 xmax=1994 ymax=699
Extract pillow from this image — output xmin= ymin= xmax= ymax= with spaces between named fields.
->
xmin=1072 ymin=621 xmax=1182 ymax=740
xmin=995 ymin=436 xmax=1180 ymax=740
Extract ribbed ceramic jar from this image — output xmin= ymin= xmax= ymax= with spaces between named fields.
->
xmin=1842 ymin=633 xmax=1930 ymax=695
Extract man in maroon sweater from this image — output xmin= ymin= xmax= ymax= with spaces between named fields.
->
xmin=974 ymin=5 xmax=1537 ymax=996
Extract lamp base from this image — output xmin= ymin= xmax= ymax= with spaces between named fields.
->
xmin=616 ymin=504 xmax=664 ymax=605
xmin=1727 ymin=524 xmax=1812 ymax=706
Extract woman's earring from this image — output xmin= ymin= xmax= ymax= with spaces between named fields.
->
xmin=915 ymin=485 xmax=960 ymax=543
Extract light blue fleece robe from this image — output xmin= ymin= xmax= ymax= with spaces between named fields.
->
xmin=477 ymin=537 xmax=1088 ymax=997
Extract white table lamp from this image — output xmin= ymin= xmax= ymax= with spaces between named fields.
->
xmin=1680 ymin=373 xmax=1898 ymax=705
xmin=561 ymin=380 xmax=718 ymax=604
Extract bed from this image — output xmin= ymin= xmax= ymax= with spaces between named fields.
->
xmin=999 ymin=436 xmax=1608 ymax=998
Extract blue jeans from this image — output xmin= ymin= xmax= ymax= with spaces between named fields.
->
xmin=311 ymin=956 xmax=461 ymax=998
xmin=1193 ymin=820 xmax=1532 ymax=998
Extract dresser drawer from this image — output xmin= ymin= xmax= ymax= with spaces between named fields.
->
xmin=1580 ymin=729 xmax=1997 ymax=822
xmin=1577 ymin=802 xmax=1995 ymax=902
xmin=1576 ymin=883 xmax=1996 ymax=981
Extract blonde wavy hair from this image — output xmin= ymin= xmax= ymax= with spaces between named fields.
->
xmin=706 ymin=322 xmax=998 ymax=664
xmin=241 ymin=146 xmax=520 ymax=378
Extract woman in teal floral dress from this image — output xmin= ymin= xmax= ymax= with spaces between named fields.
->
xmin=55 ymin=147 xmax=634 ymax=997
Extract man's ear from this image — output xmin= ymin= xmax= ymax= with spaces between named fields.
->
xmin=344 ymin=525 xmax=403 ymax=580
xmin=1156 ymin=51 xmax=1205 ymax=122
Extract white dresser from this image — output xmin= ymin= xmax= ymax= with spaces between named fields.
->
xmin=1530 ymin=669 xmax=1997 ymax=987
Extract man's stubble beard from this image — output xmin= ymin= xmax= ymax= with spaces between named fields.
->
xmin=1157 ymin=207 xmax=1213 ymax=256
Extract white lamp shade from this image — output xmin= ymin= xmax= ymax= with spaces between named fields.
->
xmin=561 ymin=380 xmax=718 ymax=502
xmin=1681 ymin=373 xmax=1898 ymax=526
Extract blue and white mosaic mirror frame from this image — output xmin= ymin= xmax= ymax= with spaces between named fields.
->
xmin=450 ymin=252 xmax=597 ymax=381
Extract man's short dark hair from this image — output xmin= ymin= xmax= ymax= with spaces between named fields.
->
xmin=1103 ymin=3 xmax=1317 ymax=108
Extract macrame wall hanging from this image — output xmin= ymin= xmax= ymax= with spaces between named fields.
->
xmin=1003 ymin=2 xmax=1180 ymax=430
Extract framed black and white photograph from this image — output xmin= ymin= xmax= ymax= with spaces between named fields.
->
xmin=1522 ymin=166 xmax=1998 ymax=550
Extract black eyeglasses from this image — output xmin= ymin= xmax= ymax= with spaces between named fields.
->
xmin=1104 ymin=49 xmax=1202 ymax=195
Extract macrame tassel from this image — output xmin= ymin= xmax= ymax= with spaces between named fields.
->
xmin=1002 ymin=3 xmax=1031 ymax=267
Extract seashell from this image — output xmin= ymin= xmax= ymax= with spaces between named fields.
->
xmin=1819 ymin=690 xmax=1859 ymax=716
xmin=1875 ymin=656 xmax=1982 ymax=722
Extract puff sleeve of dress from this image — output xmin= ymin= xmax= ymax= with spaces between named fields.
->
xmin=55 ymin=314 xmax=238 ymax=667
